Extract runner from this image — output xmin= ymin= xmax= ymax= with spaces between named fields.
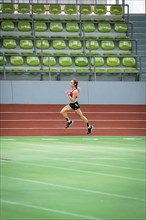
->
xmin=60 ymin=79 xmax=93 ymax=134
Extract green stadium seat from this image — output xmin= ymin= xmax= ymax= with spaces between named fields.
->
xmin=119 ymin=41 xmax=132 ymax=50
xmin=107 ymin=68 xmax=122 ymax=73
xmin=85 ymin=40 xmax=99 ymax=50
xmin=53 ymin=40 xmax=66 ymax=49
xmin=114 ymin=23 xmax=127 ymax=33
xmin=92 ymin=68 xmax=107 ymax=73
xmin=33 ymin=4 xmax=46 ymax=14
xmin=1 ymin=21 xmax=14 ymax=31
xmin=18 ymin=4 xmax=30 ymax=14
xmin=50 ymin=22 xmax=63 ymax=32
xmin=122 ymin=57 xmax=136 ymax=67
xmin=124 ymin=68 xmax=139 ymax=73
xmin=10 ymin=56 xmax=24 ymax=65
xmin=35 ymin=22 xmax=47 ymax=32
xmin=91 ymin=57 xmax=104 ymax=66
xmin=75 ymin=57 xmax=88 ymax=66
xmin=49 ymin=5 xmax=61 ymax=14
xmin=26 ymin=57 xmax=40 ymax=66
xmin=60 ymin=68 xmax=74 ymax=72
xmin=110 ymin=5 xmax=123 ymax=15
xmin=64 ymin=5 xmax=77 ymax=14
xmin=98 ymin=23 xmax=111 ymax=33
xmin=20 ymin=40 xmax=33 ymax=49
xmin=69 ymin=40 xmax=82 ymax=50
xmin=76 ymin=68 xmax=90 ymax=73
xmin=59 ymin=57 xmax=72 ymax=66
xmin=36 ymin=40 xmax=49 ymax=49
xmin=18 ymin=22 xmax=31 ymax=31
xmin=66 ymin=23 xmax=79 ymax=32
xmin=81 ymin=5 xmax=92 ymax=14
xmin=0 ymin=57 xmax=6 ymax=66
xmin=2 ymin=4 xmax=15 ymax=13
xmin=83 ymin=23 xmax=95 ymax=32
xmin=94 ymin=5 xmax=107 ymax=15
xmin=43 ymin=57 xmax=56 ymax=66
xmin=107 ymin=57 xmax=120 ymax=67
xmin=101 ymin=41 xmax=115 ymax=50
xmin=3 ymin=39 xmax=16 ymax=49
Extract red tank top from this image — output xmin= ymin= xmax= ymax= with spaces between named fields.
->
xmin=70 ymin=89 xmax=78 ymax=98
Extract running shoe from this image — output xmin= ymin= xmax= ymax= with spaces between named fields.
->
xmin=87 ymin=125 xmax=93 ymax=134
xmin=65 ymin=120 xmax=73 ymax=128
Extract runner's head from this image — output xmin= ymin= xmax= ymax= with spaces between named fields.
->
xmin=73 ymin=79 xmax=78 ymax=89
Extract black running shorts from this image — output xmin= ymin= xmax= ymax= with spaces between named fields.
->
xmin=69 ymin=101 xmax=80 ymax=110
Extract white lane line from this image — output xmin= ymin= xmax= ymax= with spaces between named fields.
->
xmin=9 ymin=161 xmax=145 ymax=182
xmin=123 ymin=137 xmax=146 ymax=140
xmin=1 ymin=127 xmax=145 ymax=130
xmin=82 ymin=138 xmax=99 ymax=140
xmin=17 ymin=143 xmax=145 ymax=165
xmin=1 ymin=199 xmax=99 ymax=220
xmin=1 ymin=111 xmax=146 ymax=114
xmin=43 ymin=157 xmax=145 ymax=172
xmin=41 ymin=138 xmax=58 ymax=141
xmin=2 ymin=176 xmax=145 ymax=202
xmin=1 ymin=119 xmax=145 ymax=122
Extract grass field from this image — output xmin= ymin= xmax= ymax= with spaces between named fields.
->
xmin=0 ymin=136 xmax=146 ymax=220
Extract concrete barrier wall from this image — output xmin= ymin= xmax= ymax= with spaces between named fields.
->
xmin=0 ymin=81 xmax=146 ymax=104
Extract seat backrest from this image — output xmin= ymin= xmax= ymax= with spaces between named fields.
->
xmin=119 ymin=41 xmax=132 ymax=50
xmin=59 ymin=57 xmax=72 ymax=66
xmin=114 ymin=23 xmax=127 ymax=33
xmin=20 ymin=40 xmax=33 ymax=49
xmin=122 ymin=57 xmax=136 ymax=67
xmin=82 ymin=23 xmax=95 ymax=32
xmin=35 ymin=22 xmax=47 ymax=32
xmin=98 ymin=23 xmax=111 ymax=32
xmin=26 ymin=56 xmax=40 ymax=66
xmin=49 ymin=5 xmax=61 ymax=14
xmin=33 ymin=4 xmax=46 ymax=14
xmin=43 ymin=57 xmax=56 ymax=66
xmin=53 ymin=40 xmax=66 ymax=49
xmin=10 ymin=56 xmax=24 ymax=66
xmin=50 ymin=22 xmax=63 ymax=32
xmin=85 ymin=40 xmax=99 ymax=50
xmin=94 ymin=5 xmax=107 ymax=15
xmin=18 ymin=22 xmax=31 ymax=31
xmin=81 ymin=5 xmax=92 ymax=14
xmin=18 ymin=4 xmax=30 ymax=14
xmin=36 ymin=40 xmax=49 ymax=49
xmin=2 ymin=21 xmax=14 ymax=31
xmin=68 ymin=40 xmax=82 ymax=50
xmin=3 ymin=39 xmax=16 ymax=49
xmin=101 ymin=41 xmax=115 ymax=50
xmin=64 ymin=5 xmax=77 ymax=15
xmin=75 ymin=57 xmax=88 ymax=66
xmin=91 ymin=57 xmax=104 ymax=66
xmin=107 ymin=57 xmax=120 ymax=67
xmin=66 ymin=23 xmax=79 ymax=32
xmin=110 ymin=5 xmax=123 ymax=15
xmin=2 ymin=4 xmax=15 ymax=13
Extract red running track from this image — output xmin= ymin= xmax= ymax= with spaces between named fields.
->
xmin=0 ymin=104 xmax=146 ymax=136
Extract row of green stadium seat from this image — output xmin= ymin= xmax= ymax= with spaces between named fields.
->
xmin=1 ymin=4 xmax=123 ymax=16
xmin=0 ymin=56 xmax=137 ymax=68
xmin=1 ymin=39 xmax=132 ymax=52
xmin=1 ymin=21 xmax=127 ymax=33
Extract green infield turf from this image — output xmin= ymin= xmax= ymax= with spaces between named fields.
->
xmin=0 ymin=136 xmax=146 ymax=220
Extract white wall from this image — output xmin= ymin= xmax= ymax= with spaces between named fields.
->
xmin=0 ymin=81 xmax=146 ymax=104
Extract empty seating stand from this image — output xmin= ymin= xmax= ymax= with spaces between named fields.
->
xmin=0 ymin=3 xmax=139 ymax=81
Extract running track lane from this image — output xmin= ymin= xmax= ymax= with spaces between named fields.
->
xmin=0 ymin=104 xmax=146 ymax=136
